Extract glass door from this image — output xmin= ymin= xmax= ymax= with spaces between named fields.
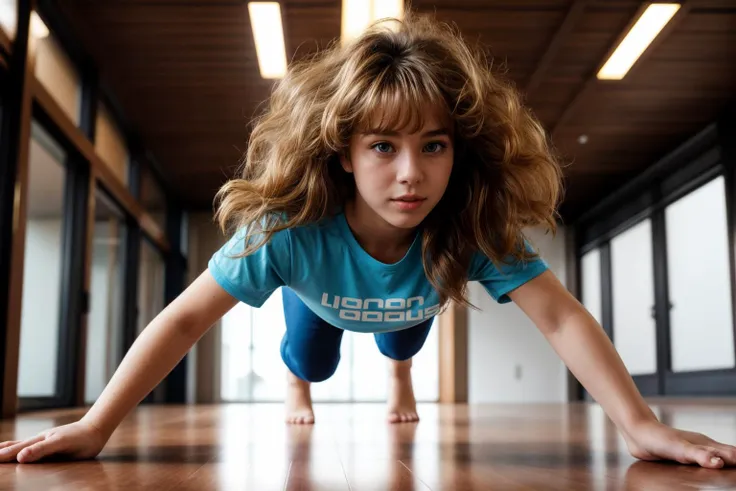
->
xmin=609 ymin=219 xmax=659 ymax=395
xmin=664 ymin=176 xmax=735 ymax=374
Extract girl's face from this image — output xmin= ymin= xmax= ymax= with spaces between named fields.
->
xmin=341 ymin=109 xmax=454 ymax=231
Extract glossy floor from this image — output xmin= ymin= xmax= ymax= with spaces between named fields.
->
xmin=1 ymin=401 xmax=736 ymax=490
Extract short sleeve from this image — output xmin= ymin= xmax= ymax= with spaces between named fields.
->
xmin=208 ymin=226 xmax=292 ymax=307
xmin=469 ymin=241 xmax=548 ymax=304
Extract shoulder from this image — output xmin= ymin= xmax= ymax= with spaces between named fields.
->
xmin=469 ymin=238 xmax=549 ymax=303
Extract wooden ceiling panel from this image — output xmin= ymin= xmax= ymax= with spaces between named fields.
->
xmin=57 ymin=0 xmax=736 ymax=221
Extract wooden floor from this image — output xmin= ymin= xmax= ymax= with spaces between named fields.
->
xmin=1 ymin=401 xmax=736 ymax=490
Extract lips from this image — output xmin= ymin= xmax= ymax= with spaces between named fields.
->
xmin=392 ymin=195 xmax=425 ymax=202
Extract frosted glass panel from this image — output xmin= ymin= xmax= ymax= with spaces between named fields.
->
xmin=581 ymin=249 xmax=602 ymax=324
xmin=611 ymin=220 xmax=657 ymax=375
xmin=18 ymin=122 xmax=67 ymax=397
xmin=665 ymin=176 xmax=735 ymax=372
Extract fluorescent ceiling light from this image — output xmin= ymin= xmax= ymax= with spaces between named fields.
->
xmin=30 ymin=11 xmax=49 ymax=39
xmin=0 ymin=2 xmax=17 ymax=38
xmin=342 ymin=0 xmax=404 ymax=43
xmin=248 ymin=2 xmax=287 ymax=79
xmin=597 ymin=3 xmax=680 ymax=80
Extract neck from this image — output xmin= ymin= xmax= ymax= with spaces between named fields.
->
xmin=344 ymin=199 xmax=416 ymax=264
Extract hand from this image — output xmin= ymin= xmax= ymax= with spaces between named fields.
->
xmin=0 ymin=420 xmax=108 ymax=463
xmin=624 ymin=419 xmax=736 ymax=468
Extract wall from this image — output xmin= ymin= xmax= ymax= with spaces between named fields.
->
xmin=468 ymin=226 xmax=569 ymax=404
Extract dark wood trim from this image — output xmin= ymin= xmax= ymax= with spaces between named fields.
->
xmin=0 ymin=0 xmax=32 ymax=419
xmin=565 ymin=225 xmax=584 ymax=402
xmin=718 ymin=105 xmax=736 ymax=367
xmin=76 ymin=173 xmax=96 ymax=407
xmin=30 ymin=78 xmax=170 ymax=253
xmin=551 ymin=1 xmax=690 ymax=139
xmin=631 ymin=374 xmax=659 ymax=397
xmin=0 ymin=28 xmax=10 ymax=60
xmin=525 ymin=0 xmax=588 ymax=97
xmin=599 ymin=242 xmax=613 ymax=342
xmin=162 ymin=202 xmax=187 ymax=403
xmin=650 ymin=208 xmax=671 ymax=395
xmin=122 ymin=220 xmax=141 ymax=356
xmin=664 ymin=369 xmax=736 ymax=397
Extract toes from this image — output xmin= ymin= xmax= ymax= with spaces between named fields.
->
xmin=388 ymin=413 xmax=401 ymax=424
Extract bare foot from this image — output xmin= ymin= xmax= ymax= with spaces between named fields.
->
xmin=387 ymin=358 xmax=419 ymax=424
xmin=285 ymin=370 xmax=314 ymax=424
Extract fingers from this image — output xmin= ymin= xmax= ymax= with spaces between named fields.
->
xmin=16 ymin=437 xmax=64 ymax=464
xmin=711 ymin=443 xmax=736 ymax=466
xmin=680 ymin=443 xmax=725 ymax=468
xmin=0 ymin=435 xmax=44 ymax=463
xmin=0 ymin=440 xmax=19 ymax=450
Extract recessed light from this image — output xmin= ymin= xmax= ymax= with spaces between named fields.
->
xmin=597 ymin=3 xmax=680 ymax=80
xmin=247 ymin=2 xmax=287 ymax=79
xmin=578 ymin=135 xmax=589 ymax=145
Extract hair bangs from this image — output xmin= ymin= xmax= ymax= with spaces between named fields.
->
xmin=353 ymin=66 xmax=450 ymax=135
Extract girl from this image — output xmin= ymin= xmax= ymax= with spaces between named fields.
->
xmin=1 ymin=12 xmax=734 ymax=468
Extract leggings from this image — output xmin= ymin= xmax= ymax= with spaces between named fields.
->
xmin=280 ymin=287 xmax=434 ymax=382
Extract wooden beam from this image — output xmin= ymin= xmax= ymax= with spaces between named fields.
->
xmin=525 ymin=0 xmax=588 ymax=98
xmin=551 ymin=1 xmax=691 ymax=141
xmin=0 ymin=27 xmax=11 ymax=58
xmin=2 ymin=12 xmax=35 ymax=420
xmin=438 ymin=301 xmax=468 ymax=403
xmin=31 ymin=78 xmax=170 ymax=253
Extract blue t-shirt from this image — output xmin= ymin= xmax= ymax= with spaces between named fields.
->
xmin=208 ymin=212 xmax=548 ymax=333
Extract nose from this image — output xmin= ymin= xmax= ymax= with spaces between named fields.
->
xmin=396 ymin=149 xmax=423 ymax=185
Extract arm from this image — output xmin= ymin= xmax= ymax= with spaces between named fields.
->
xmin=0 ymin=269 xmax=238 ymax=463
xmin=508 ymin=270 xmax=736 ymax=468
xmin=82 ymin=269 xmax=238 ymax=437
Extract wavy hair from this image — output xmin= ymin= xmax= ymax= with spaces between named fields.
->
xmin=215 ymin=11 xmax=563 ymax=308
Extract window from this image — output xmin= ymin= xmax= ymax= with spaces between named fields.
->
xmin=665 ymin=176 xmax=735 ymax=372
xmin=220 ymin=288 xmax=439 ymax=402
xmin=17 ymin=121 xmax=68 ymax=397
xmin=85 ymin=190 xmax=127 ymax=403
xmin=0 ymin=1 xmax=16 ymax=40
xmin=95 ymin=101 xmax=129 ymax=188
xmin=610 ymin=219 xmax=657 ymax=376
xmin=34 ymin=29 xmax=81 ymax=126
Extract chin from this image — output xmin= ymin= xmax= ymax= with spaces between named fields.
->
xmin=383 ymin=211 xmax=429 ymax=230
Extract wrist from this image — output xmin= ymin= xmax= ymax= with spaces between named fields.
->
xmin=80 ymin=412 xmax=117 ymax=441
xmin=618 ymin=405 xmax=660 ymax=436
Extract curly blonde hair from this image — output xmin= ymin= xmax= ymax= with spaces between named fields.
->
xmin=215 ymin=12 xmax=563 ymax=307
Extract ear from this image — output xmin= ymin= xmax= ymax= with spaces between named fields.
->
xmin=339 ymin=152 xmax=353 ymax=173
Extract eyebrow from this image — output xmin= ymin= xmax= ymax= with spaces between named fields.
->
xmin=360 ymin=128 xmax=451 ymax=138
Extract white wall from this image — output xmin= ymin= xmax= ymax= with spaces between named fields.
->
xmin=18 ymin=219 xmax=63 ymax=397
xmin=468 ymin=226 xmax=569 ymax=404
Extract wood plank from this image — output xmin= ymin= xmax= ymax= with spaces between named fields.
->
xmin=1 ymin=25 xmax=36 ymax=420
xmin=1 ymin=402 xmax=736 ymax=488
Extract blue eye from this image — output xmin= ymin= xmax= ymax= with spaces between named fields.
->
xmin=372 ymin=142 xmax=394 ymax=153
xmin=424 ymin=142 xmax=446 ymax=153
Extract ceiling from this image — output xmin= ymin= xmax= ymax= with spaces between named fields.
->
xmin=56 ymin=0 xmax=736 ymax=222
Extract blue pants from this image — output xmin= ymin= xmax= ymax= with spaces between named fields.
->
xmin=280 ymin=288 xmax=434 ymax=382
